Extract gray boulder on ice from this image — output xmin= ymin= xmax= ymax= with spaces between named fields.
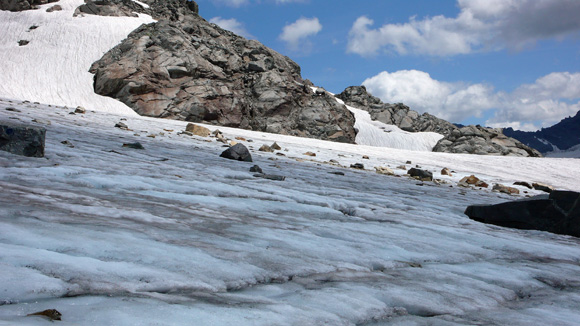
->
xmin=89 ymin=0 xmax=356 ymax=143
xmin=220 ymin=143 xmax=252 ymax=162
xmin=0 ymin=122 xmax=45 ymax=157
xmin=465 ymin=190 xmax=580 ymax=237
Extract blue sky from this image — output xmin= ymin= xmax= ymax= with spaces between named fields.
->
xmin=195 ymin=0 xmax=580 ymax=130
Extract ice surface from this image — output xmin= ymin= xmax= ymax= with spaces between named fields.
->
xmin=1 ymin=99 xmax=580 ymax=325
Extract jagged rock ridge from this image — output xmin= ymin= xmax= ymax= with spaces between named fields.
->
xmin=90 ymin=0 xmax=356 ymax=143
xmin=503 ymin=110 xmax=580 ymax=154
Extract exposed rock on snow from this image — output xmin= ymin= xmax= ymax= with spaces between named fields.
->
xmin=337 ymin=86 xmax=457 ymax=135
xmin=73 ymin=0 xmax=141 ymax=17
xmin=90 ymin=0 xmax=356 ymax=143
xmin=533 ymin=182 xmax=555 ymax=193
xmin=0 ymin=121 xmax=45 ymax=157
xmin=466 ymin=190 xmax=580 ymax=237
xmin=433 ymin=125 xmax=542 ymax=157
xmin=185 ymin=122 xmax=210 ymax=137
xmin=459 ymin=175 xmax=488 ymax=188
xmin=220 ymin=143 xmax=252 ymax=162
xmin=0 ymin=0 xmax=58 ymax=12
xmin=408 ymin=167 xmax=433 ymax=181
xmin=492 ymin=183 xmax=520 ymax=195
xmin=514 ymin=181 xmax=533 ymax=189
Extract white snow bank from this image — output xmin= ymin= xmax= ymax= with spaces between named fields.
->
xmin=0 ymin=0 xmax=155 ymax=115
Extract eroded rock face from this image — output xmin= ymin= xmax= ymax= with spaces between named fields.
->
xmin=0 ymin=0 xmax=58 ymax=11
xmin=90 ymin=0 xmax=356 ymax=143
xmin=336 ymin=86 xmax=457 ymax=135
xmin=433 ymin=125 xmax=542 ymax=157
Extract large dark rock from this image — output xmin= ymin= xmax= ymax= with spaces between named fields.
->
xmin=90 ymin=0 xmax=356 ymax=143
xmin=0 ymin=122 xmax=46 ymax=157
xmin=408 ymin=168 xmax=433 ymax=181
xmin=0 ymin=0 xmax=58 ymax=11
xmin=220 ymin=143 xmax=252 ymax=162
xmin=433 ymin=125 xmax=542 ymax=157
xmin=336 ymin=86 xmax=457 ymax=135
xmin=465 ymin=190 xmax=580 ymax=237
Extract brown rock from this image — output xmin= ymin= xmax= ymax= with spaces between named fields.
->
xmin=441 ymin=167 xmax=452 ymax=176
xmin=533 ymin=182 xmax=555 ymax=193
xmin=304 ymin=151 xmax=316 ymax=157
xmin=375 ymin=166 xmax=395 ymax=176
xmin=259 ymin=144 xmax=273 ymax=152
xmin=271 ymin=142 xmax=282 ymax=150
xmin=185 ymin=123 xmax=210 ymax=137
xmin=493 ymin=184 xmax=520 ymax=195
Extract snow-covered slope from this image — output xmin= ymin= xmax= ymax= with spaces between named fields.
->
xmin=2 ymin=99 xmax=580 ymax=325
xmin=341 ymin=99 xmax=443 ymax=151
xmin=0 ymin=0 xmax=154 ymax=114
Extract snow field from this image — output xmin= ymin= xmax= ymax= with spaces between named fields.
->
xmin=0 ymin=0 xmax=154 ymax=115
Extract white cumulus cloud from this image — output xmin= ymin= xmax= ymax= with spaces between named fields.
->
xmin=279 ymin=17 xmax=322 ymax=53
xmin=348 ymin=0 xmax=580 ymax=57
xmin=362 ymin=70 xmax=496 ymax=122
xmin=209 ymin=17 xmax=254 ymax=39
xmin=362 ymin=70 xmax=580 ymax=130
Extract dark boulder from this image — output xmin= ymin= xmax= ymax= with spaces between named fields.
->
xmin=0 ymin=122 xmax=46 ymax=157
xmin=408 ymin=168 xmax=433 ymax=181
xmin=220 ymin=143 xmax=252 ymax=162
xmin=465 ymin=190 xmax=580 ymax=237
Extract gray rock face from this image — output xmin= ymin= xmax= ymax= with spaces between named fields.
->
xmin=90 ymin=0 xmax=356 ymax=143
xmin=433 ymin=125 xmax=542 ymax=157
xmin=336 ymin=86 xmax=457 ymax=135
xmin=465 ymin=190 xmax=580 ymax=237
xmin=0 ymin=122 xmax=46 ymax=157
xmin=0 ymin=0 xmax=58 ymax=11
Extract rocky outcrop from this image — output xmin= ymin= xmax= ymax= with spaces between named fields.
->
xmin=433 ymin=125 xmax=542 ymax=157
xmin=0 ymin=0 xmax=58 ymax=11
xmin=74 ymin=0 xmax=143 ymax=17
xmin=336 ymin=86 xmax=457 ymax=135
xmin=465 ymin=190 xmax=580 ymax=237
xmin=0 ymin=122 xmax=45 ymax=157
xmin=90 ymin=0 xmax=356 ymax=143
